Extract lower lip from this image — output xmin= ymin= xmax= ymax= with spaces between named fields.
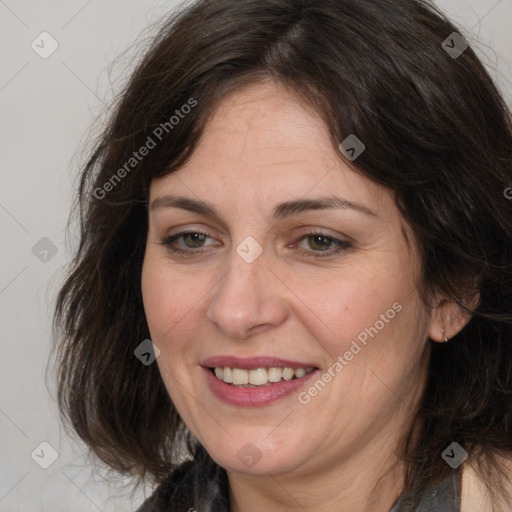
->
xmin=203 ymin=367 xmax=319 ymax=407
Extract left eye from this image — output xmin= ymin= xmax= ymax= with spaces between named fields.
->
xmin=300 ymin=234 xmax=337 ymax=251
xmin=293 ymin=233 xmax=352 ymax=258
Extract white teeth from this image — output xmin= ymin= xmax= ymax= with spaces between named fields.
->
xmin=232 ymin=368 xmax=249 ymax=385
xmin=294 ymin=368 xmax=306 ymax=378
xmin=223 ymin=367 xmax=233 ymax=383
xmin=212 ymin=366 xmax=314 ymax=386
xmin=267 ymin=367 xmax=283 ymax=382
xmin=282 ymin=367 xmax=295 ymax=380
xmin=249 ymin=368 xmax=268 ymax=385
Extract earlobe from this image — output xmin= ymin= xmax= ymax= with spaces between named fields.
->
xmin=428 ymin=292 xmax=480 ymax=343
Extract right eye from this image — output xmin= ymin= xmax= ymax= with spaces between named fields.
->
xmin=160 ymin=231 xmax=220 ymax=255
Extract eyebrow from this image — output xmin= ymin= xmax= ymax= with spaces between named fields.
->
xmin=149 ymin=195 xmax=378 ymax=219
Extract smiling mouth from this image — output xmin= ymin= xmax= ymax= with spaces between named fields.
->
xmin=209 ymin=366 xmax=316 ymax=387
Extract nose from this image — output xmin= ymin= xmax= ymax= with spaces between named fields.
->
xmin=206 ymin=245 xmax=289 ymax=339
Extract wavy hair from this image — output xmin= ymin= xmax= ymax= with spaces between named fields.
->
xmin=53 ymin=0 xmax=512 ymax=509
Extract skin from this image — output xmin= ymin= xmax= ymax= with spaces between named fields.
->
xmin=141 ymin=80 xmax=473 ymax=512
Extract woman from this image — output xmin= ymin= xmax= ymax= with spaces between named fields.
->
xmin=53 ymin=0 xmax=512 ymax=510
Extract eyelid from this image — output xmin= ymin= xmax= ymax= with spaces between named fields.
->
xmin=160 ymin=228 xmax=353 ymax=260
xmin=160 ymin=229 xmax=219 ymax=248
xmin=291 ymin=232 xmax=352 ymax=258
xmin=292 ymin=225 xmax=353 ymax=241
xmin=159 ymin=225 xmax=349 ymax=245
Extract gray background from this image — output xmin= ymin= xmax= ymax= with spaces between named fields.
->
xmin=1 ymin=1 xmax=511 ymax=510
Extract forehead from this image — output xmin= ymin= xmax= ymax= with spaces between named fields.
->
xmin=149 ymin=81 xmax=395 ymax=219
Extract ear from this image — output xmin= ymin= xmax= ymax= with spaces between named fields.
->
xmin=428 ymin=291 xmax=480 ymax=343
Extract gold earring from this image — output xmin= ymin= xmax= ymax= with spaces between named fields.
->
xmin=441 ymin=328 xmax=449 ymax=343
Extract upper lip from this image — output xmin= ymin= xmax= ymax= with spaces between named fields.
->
xmin=202 ymin=356 xmax=318 ymax=370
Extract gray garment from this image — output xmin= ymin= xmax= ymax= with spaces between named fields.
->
xmin=389 ymin=472 xmax=461 ymax=512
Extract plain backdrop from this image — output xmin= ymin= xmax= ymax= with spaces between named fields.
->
xmin=1 ymin=0 xmax=511 ymax=510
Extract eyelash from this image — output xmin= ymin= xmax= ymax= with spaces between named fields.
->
xmin=159 ymin=230 xmax=352 ymax=259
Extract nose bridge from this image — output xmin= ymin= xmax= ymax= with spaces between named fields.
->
xmin=206 ymin=239 xmax=287 ymax=338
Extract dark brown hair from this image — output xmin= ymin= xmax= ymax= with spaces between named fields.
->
xmin=52 ymin=0 xmax=512 ymax=509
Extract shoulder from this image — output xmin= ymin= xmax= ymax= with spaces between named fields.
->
xmin=461 ymin=451 xmax=512 ymax=512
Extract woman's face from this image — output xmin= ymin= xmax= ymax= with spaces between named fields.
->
xmin=141 ymin=81 xmax=433 ymax=477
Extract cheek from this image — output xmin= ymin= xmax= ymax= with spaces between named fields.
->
xmin=288 ymin=259 xmax=425 ymax=377
xmin=141 ymin=256 xmax=201 ymax=345
xmin=287 ymin=263 xmax=405 ymax=341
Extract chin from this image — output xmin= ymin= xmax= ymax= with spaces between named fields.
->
xmin=204 ymin=436 xmax=309 ymax=476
